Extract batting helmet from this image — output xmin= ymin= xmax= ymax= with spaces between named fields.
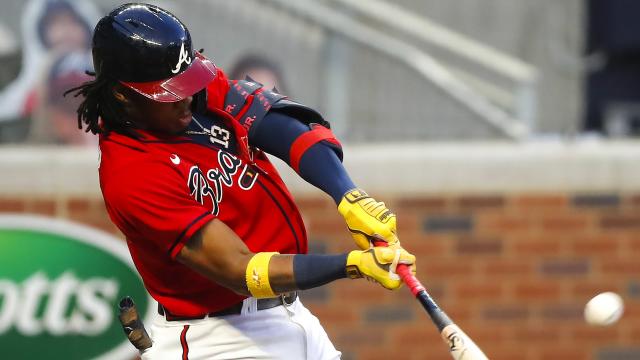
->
xmin=92 ymin=3 xmax=216 ymax=102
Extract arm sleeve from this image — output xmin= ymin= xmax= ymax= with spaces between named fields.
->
xmin=250 ymin=111 xmax=355 ymax=204
xmin=103 ymin=158 xmax=215 ymax=259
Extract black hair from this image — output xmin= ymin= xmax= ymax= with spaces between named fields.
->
xmin=64 ymin=72 xmax=138 ymax=138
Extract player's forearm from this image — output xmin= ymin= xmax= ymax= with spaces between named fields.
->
xmin=297 ymin=145 xmax=355 ymax=204
xmin=242 ymin=253 xmax=349 ymax=296
xmin=178 ymin=220 xmax=349 ymax=296
xmin=253 ymin=249 xmax=415 ymax=296
xmin=180 ymin=226 xmax=410 ymax=298
xmin=268 ymin=254 xmax=349 ymax=293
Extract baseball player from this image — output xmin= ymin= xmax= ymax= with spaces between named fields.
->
xmin=68 ymin=4 xmax=416 ymax=359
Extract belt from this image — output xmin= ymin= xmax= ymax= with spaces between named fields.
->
xmin=158 ymin=292 xmax=298 ymax=321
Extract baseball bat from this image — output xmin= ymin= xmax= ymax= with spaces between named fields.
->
xmin=396 ymin=265 xmax=488 ymax=360
xmin=118 ymin=296 xmax=153 ymax=352
xmin=373 ymin=240 xmax=488 ymax=359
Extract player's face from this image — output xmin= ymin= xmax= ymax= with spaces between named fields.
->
xmin=120 ymin=88 xmax=193 ymax=135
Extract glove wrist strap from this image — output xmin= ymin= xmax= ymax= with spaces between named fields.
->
xmin=342 ymin=188 xmax=369 ymax=203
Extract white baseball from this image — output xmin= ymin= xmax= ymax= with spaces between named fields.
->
xmin=584 ymin=292 xmax=624 ymax=326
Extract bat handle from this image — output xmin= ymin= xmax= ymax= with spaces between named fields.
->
xmin=396 ymin=264 xmax=425 ymax=296
xmin=370 ymin=239 xmax=424 ymax=296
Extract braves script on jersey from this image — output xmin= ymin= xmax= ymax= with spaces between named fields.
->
xmin=99 ymin=111 xmax=308 ymax=317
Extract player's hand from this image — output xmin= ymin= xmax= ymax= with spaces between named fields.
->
xmin=346 ymin=247 xmax=415 ymax=290
xmin=338 ymin=189 xmax=398 ymax=249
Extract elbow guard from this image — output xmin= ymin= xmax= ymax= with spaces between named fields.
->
xmin=222 ymin=80 xmax=343 ymax=170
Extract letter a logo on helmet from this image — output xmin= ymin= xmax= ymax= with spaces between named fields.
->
xmin=172 ymin=43 xmax=192 ymax=74
xmin=92 ymin=4 xmax=216 ymax=102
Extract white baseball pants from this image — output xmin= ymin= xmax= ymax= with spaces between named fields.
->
xmin=141 ymin=297 xmax=341 ymax=359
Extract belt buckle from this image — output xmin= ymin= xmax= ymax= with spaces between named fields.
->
xmin=280 ymin=291 xmax=297 ymax=307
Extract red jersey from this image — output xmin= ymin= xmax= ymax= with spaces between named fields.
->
xmin=99 ymin=78 xmax=308 ymax=316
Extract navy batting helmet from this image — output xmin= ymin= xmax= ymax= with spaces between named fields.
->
xmin=92 ymin=3 xmax=216 ymax=102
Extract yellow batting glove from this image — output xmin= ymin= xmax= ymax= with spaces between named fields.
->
xmin=346 ymin=247 xmax=416 ymax=290
xmin=338 ymin=189 xmax=398 ymax=249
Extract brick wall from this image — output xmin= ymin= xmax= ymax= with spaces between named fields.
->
xmin=2 ymin=192 xmax=638 ymax=360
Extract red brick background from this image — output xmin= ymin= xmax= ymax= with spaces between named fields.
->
xmin=2 ymin=192 xmax=638 ymax=360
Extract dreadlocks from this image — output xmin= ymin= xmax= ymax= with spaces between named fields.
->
xmin=64 ymin=72 xmax=139 ymax=138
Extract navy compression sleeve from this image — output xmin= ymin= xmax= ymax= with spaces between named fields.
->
xmin=293 ymin=254 xmax=348 ymax=290
xmin=250 ymin=111 xmax=355 ymax=204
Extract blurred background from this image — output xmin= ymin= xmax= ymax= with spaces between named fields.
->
xmin=0 ymin=0 xmax=639 ymax=359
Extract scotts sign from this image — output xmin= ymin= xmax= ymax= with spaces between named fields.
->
xmin=0 ymin=215 xmax=153 ymax=359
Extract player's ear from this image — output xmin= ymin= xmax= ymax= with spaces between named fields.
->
xmin=112 ymin=89 xmax=127 ymax=103
xmin=112 ymin=85 xmax=130 ymax=104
